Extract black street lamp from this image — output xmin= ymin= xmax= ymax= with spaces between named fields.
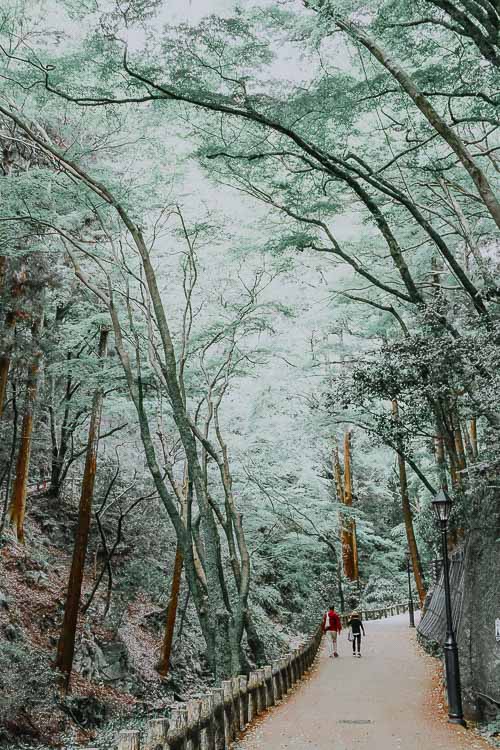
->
xmin=406 ymin=553 xmax=415 ymax=628
xmin=431 ymin=489 xmax=466 ymax=727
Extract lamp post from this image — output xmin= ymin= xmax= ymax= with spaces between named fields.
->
xmin=406 ymin=553 xmax=415 ymax=628
xmin=431 ymin=489 xmax=466 ymax=727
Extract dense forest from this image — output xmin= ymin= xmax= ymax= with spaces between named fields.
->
xmin=0 ymin=0 xmax=499 ymax=747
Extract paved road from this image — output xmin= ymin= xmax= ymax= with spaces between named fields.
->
xmin=235 ymin=614 xmax=489 ymax=750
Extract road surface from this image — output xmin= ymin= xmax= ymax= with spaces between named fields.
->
xmin=235 ymin=613 xmax=489 ymax=750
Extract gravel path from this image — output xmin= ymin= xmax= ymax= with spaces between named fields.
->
xmin=235 ymin=613 xmax=490 ymax=750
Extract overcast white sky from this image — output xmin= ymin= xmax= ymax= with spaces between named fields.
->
xmin=166 ymin=0 xmax=237 ymax=22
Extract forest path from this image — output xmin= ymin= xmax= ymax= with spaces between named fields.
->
xmin=234 ymin=613 xmax=489 ymax=750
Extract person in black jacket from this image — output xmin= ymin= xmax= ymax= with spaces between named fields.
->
xmin=348 ymin=611 xmax=365 ymax=657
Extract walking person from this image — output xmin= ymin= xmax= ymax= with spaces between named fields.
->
xmin=348 ymin=611 xmax=365 ymax=657
xmin=322 ymin=604 xmax=342 ymax=658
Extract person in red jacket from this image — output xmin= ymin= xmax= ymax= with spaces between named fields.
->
xmin=322 ymin=605 xmax=342 ymax=657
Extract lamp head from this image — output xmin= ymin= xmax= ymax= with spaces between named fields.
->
xmin=432 ymin=488 xmax=453 ymax=522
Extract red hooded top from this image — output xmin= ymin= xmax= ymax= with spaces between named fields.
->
xmin=322 ymin=609 xmax=342 ymax=633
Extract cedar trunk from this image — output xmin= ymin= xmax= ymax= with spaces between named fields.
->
xmin=8 ymin=320 xmax=43 ymax=542
xmin=0 ymin=311 xmax=16 ymax=419
xmin=342 ymin=431 xmax=358 ymax=581
xmin=158 ymin=544 xmax=184 ymax=678
xmin=392 ymin=401 xmax=426 ymax=606
xmin=55 ymin=328 xmax=109 ymax=688
xmin=435 ymin=434 xmax=449 ymax=490
xmin=469 ymin=418 xmax=478 ymax=459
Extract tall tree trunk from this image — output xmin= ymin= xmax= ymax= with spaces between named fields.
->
xmin=435 ymin=434 xmax=449 ymax=490
xmin=392 ymin=400 xmax=426 ymax=607
xmin=0 ymin=311 xmax=16 ymax=419
xmin=342 ymin=431 xmax=357 ymax=581
xmin=452 ymin=407 xmax=467 ymax=472
xmin=0 ymin=256 xmax=6 ymax=290
xmin=469 ymin=418 xmax=478 ymax=459
xmin=55 ymin=327 xmax=109 ymax=689
xmin=461 ymin=420 xmax=475 ymax=464
xmin=332 ymin=445 xmax=344 ymax=504
xmin=158 ymin=544 xmax=184 ymax=678
xmin=0 ymin=383 xmax=18 ymax=534
xmin=8 ymin=318 xmax=43 ymax=543
xmin=337 ymin=561 xmax=345 ymax=612
xmin=333 ymin=443 xmax=356 ymax=581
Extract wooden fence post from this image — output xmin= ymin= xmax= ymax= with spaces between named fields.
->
xmin=201 ymin=693 xmax=215 ymax=750
xmin=211 ymin=688 xmax=225 ymax=750
xmin=263 ymin=665 xmax=274 ymax=707
xmin=247 ymin=672 xmax=257 ymax=722
xmin=280 ymin=656 xmax=289 ymax=694
xmin=272 ymin=660 xmax=283 ymax=702
xmin=222 ymin=681 xmax=234 ymax=747
xmin=168 ymin=706 xmax=188 ymax=750
xmin=290 ymin=653 xmax=297 ymax=683
xmin=144 ymin=718 xmax=169 ymax=750
xmin=118 ymin=730 xmax=140 ymax=750
xmin=286 ymin=655 xmax=293 ymax=688
xmin=256 ymin=668 xmax=267 ymax=711
xmin=238 ymin=675 xmax=248 ymax=730
xmin=301 ymin=646 xmax=307 ymax=675
xmin=187 ymin=699 xmax=202 ymax=750
xmin=231 ymin=677 xmax=241 ymax=738
xmin=294 ymin=649 xmax=301 ymax=680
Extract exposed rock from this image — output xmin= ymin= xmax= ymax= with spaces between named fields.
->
xmin=40 ymin=518 xmax=58 ymax=533
xmin=25 ymin=571 xmax=50 ymax=588
xmin=142 ymin=608 xmax=167 ymax=632
xmin=0 ymin=591 xmax=9 ymax=610
xmin=60 ymin=695 xmax=107 ymax=728
xmin=74 ymin=631 xmax=129 ymax=683
xmin=3 ymin=623 xmax=20 ymax=641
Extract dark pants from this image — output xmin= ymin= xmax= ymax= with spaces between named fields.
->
xmin=352 ymin=633 xmax=361 ymax=653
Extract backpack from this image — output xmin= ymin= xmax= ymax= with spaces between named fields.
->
xmin=325 ymin=610 xmax=337 ymax=630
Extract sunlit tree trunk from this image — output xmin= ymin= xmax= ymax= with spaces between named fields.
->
xmin=333 ymin=442 xmax=355 ymax=580
xmin=8 ymin=317 xmax=43 ymax=543
xmin=342 ymin=431 xmax=357 ymax=581
xmin=158 ymin=544 xmax=184 ymax=678
xmin=392 ymin=401 xmax=426 ymax=606
xmin=469 ymin=418 xmax=478 ymax=459
xmin=55 ymin=327 xmax=109 ymax=689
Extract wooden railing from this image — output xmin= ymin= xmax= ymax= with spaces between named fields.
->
xmin=92 ymin=601 xmax=414 ymax=750
xmin=339 ymin=600 xmax=417 ymax=627
xmin=110 ymin=624 xmax=323 ymax=750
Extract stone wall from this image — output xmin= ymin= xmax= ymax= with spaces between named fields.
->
xmin=458 ymin=500 xmax=500 ymax=722
xmin=418 ymin=494 xmax=500 ymax=722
